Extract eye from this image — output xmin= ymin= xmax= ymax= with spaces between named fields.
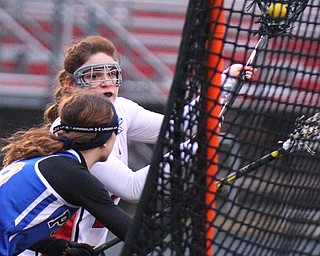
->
xmin=91 ymin=71 xmax=103 ymax=80
xmin=108 ymin=70 xmax=118 ymax=79
xmin=82 ymin=70 xmax=103 ymax=81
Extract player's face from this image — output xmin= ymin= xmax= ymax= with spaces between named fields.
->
xmin=99 ymin=133 xmax=117 ymax=162
xmin=82 ymin=53 xmax=120 ymax=104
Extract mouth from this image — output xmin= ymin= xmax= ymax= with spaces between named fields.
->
xmin=104 ymin=92 xmax=113 ymax=98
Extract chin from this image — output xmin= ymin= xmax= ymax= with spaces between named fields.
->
xmin=97 ymin=156 xmax=107 ymax=162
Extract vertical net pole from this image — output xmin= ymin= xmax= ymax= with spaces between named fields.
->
xmin=206 ymin=0 xmax=225 ymax=255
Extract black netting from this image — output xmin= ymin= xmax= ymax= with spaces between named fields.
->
xmin=121 ymin=0 xmax=320 ymax=255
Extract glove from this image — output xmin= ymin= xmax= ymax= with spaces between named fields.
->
xmin=63 ymin=241 xmax=96 ymax=256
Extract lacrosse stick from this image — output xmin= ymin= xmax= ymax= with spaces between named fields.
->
xmin=219 ymin=34 xmax=268 ymax=118
xmin=93 ymin=205 xmax=172 ymax=255
xmin=93 ymin=237 xmax=122 ymax=255
xmin=219 ymin=0 xmax=309 ymax=118
xmin=217 ymin=112 xmax=320 ymax=191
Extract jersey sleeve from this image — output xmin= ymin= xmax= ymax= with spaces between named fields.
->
xmin=116 ymin=97 xmax=164 ymax=143
xmin=39 ymin=156 xmax=132 ymax=241
xmin=73 ymin=175 xmax=131 ymax=241
xmin=91 ymin=154 xmax=149 ymax=203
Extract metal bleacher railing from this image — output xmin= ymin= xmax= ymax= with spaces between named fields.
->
xmin=0 ymin=0 xmax=188 ymax=108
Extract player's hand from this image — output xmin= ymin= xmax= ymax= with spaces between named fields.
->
xmin=225 ymin=64 xmax=257 ymax=80
xmin=63 ymin=241 xmax=96 ymax=256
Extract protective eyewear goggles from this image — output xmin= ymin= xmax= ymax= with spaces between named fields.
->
xmin=71 ymin=62 xmax=122 ymax=89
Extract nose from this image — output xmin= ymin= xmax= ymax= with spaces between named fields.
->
xmin=99 ymin=80 xmax=115 ymax=88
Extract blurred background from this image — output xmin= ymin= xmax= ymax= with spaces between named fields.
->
xmin=0 ymin=0 xmax=188 ymax=169
xmin=1 ymin=1 xmax=319 ymax=254
xmin=2 ymin=0 xmax=318 ymax=171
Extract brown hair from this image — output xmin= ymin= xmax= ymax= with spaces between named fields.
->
xmin=44 ymin=35 xmax=118 ymax=123
xmin=2 ymin=90 xmax=115 ymax=167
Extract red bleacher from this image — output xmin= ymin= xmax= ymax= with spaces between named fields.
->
xmin=0 ymin=0 xmax=318 ymax=108
xmin=0 ymin=0 xmax=188 ymax=106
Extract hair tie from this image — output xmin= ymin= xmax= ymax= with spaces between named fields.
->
xmin=58 ymin=135 xmax=73 ymax=150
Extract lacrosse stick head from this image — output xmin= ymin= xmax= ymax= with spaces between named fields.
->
xmin=247 ymin=0 xmax=309 ymax=38
xmin=288 ymin=113 xmax=320 ymax=155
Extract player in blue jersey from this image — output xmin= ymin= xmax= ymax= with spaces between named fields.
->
xmin=0 ymin=91 xmax=132 ymax=255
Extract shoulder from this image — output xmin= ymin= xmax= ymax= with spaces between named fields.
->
xmin=38 ymin=153 xmax=101 ymax=204
xmin=114 ymin=97 xmax=159 ymax=115
xmin=41 ymin=155 xmax=79 ymax=166
xmin=45 ymin=151 xmax=81 ymax=163
xmin=114 ymin=97 xmax=147 ymax=120
xmin=114 ymin=97 xmax=140 ymax=110
xmin=39 ymin=152 xmax=84 ymax=175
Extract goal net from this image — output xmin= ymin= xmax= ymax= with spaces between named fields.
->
xmin=121 ymin=0 xmax=320 ymax=255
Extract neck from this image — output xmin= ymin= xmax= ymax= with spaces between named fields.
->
xmin=79 ymin=148 xmax=101 ymax=170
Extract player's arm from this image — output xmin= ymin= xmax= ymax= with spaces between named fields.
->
xmin=118 ymin=97 xmax=164 ymax=143
xmin=39 ymin=156 xmax=132 ymax=241
xmin=67 ymin=168 xmax=132 ymax=241
xmin=91 ymin=154 xmax=149 ymax=203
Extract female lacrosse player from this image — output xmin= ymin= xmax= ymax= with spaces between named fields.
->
xmin=0 ymin=91 xmax=132 ymax=255
xmin=20 ymin=35 xmax=256 ymax=254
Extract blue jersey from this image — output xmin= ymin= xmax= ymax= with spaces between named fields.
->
xmin=0 ymin=152 xmax=79 ymax=255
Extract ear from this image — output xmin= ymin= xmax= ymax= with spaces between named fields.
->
xmin=65 ymin=75 xmax=76 ymax=87
xmin=100 ymin=143 xmax=108 ymax=148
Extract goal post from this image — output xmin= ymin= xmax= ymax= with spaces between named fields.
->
xmin=205 ymin=0 xmax=225 ymax=254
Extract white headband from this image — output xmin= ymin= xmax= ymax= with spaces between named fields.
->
xmin=50 ymin=117 xmax=61 ymax=136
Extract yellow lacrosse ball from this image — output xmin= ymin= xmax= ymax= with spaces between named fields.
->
xmin=268 ymin=3 xmax=287 ymax=20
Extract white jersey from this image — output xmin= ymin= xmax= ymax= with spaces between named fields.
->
xmin=64 ymin=97 xmax=163 ymax=246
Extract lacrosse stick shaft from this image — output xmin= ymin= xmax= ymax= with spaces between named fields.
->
xmin=217 ymin=145 xmax=286 ymax=191
xmin=219 ymin=34 xmax=268 ymax=118
xmin=93 ymin=237 xmax=122 ymax=255
xmin=217 ymin=111 xmax=320 ymax=191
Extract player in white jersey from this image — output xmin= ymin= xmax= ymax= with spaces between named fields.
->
xmin=0 ymin=91 xmax=133 ymax=255
xmin=19 ymin=35 xmax=256 ymax=255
